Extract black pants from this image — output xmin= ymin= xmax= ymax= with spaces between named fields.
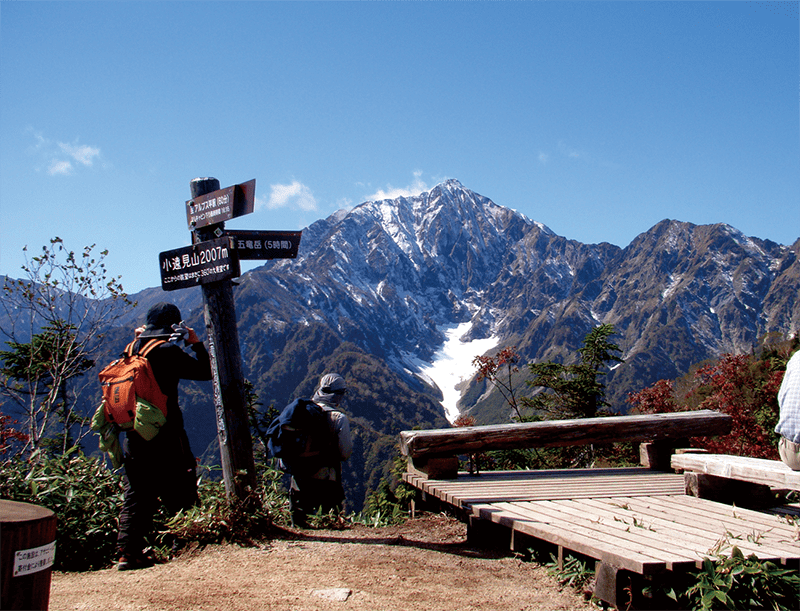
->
xmin=289 ymin=476 xmax=344 ymax=523
xmin=116 ymin=433 xmax=198 ymax=557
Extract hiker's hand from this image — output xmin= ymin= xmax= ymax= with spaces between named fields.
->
xmin=170 ymin=322 xmax=200 ymax=345
xmin=185 ymin=327 xmax=200 ymax=344
xmin=134 ymin=325 xmax=145 ymax=339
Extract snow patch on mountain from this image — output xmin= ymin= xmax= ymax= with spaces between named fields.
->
xmin=415 ymin=322 xmax=499 ymax=423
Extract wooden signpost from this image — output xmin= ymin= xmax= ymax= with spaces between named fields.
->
xmin=159 ymin=177 xmax=302 ymax=503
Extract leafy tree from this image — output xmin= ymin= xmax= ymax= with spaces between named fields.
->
xmin=628 ymin=336 xmax=798 ymax=459
xmin=472 ymin=346 xmax=526 ymax=420
xmin=0 ymin=321 xmax=95 ymax=453
xmin=625 ymin=378 xmax=679 ymax=414
xmin=0 ymin=238 xmax=134 ymax=456
xmin=523 ymin=324 xmax=623 ymax=419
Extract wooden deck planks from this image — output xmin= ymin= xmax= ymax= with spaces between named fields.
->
xmin=406 ymin=468 xmax=686 ymax=505
xmin=470 ymin=501 xmax=668 ymax=575
xmin=403 ymin=467 xmax=800 ymax=574
xmin=560 ymin=497 xmax=798 ymax=564
xmin=609 ymin=497 xmax=800 ymax=562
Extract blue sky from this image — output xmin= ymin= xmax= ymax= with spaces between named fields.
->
xmin=1 ymin=1 xmax=798 ymax=294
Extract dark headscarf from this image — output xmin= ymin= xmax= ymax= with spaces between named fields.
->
xmin=139 ymin=302 xmax=182 ymax=339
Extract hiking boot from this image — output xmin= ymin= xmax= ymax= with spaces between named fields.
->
xmin=117 ymin=553 xmax=154 ymax=571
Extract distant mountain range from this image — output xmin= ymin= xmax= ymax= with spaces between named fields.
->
xmin=215 ymin=179 xmax=798 ymax=417
xmin=3 ymin=179 xmax=798 ymax=511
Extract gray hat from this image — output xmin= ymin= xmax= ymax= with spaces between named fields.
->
xmin=313 ymin=373 xmax=347 ymax=405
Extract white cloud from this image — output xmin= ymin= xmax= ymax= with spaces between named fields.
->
xmin=28 ymin=129 xmax=103 ymax=176
xmin=538 ymin=152 xmax=549 ymax=164
xmin=48 ymin=160 xmax=73 ymax=176
xmin=365 ymin=170 xmax=429 ymax=201
xmin=58 ymin=142 xmax=100 ymax=167
xmin=558 ymin=140 xmax=583 ymax=159
xmin=259 ymin=180 xmax=318 ymax=212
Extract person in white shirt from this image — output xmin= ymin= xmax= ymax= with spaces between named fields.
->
xmin=776 ymin=349 xmax=800 ymax=470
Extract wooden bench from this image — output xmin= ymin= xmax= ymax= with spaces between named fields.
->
xmin=671 ymin=453 xmax=800 ymax=490
xmin=671 ymin=452 xmax=800 ymax=507
xmin=398 ymin=411 xmax=800 ymax=609
xmin=399 ymin=410 xmax=733 ymax=479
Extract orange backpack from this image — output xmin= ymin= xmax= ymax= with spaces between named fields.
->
xmin=99 ymin=340 xmax=168 ymax=429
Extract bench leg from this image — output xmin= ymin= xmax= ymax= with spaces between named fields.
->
xmin=408 ymin=456 xmax=459 ymax=479
xmin=466 ymin=515 xmax=511 ymax=550
xmin=594 ymin=563 xmax=676 ymax=610
xmin=639 ymin=440 xmax=688 ymax=471
xmin=594 ymin=562 xmax=632 ymax=609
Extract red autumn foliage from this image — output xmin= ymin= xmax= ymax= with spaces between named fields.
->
xmin=472 ymin=346 xmax=524 ymax=420
xmin=0 ymin=411 xmax=28 ymax=456
xmin=628 ymin=352 xmax=785 ymax=459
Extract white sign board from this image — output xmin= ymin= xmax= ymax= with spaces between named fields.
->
xmin=13 ymin=541 xmax=56 ymax=576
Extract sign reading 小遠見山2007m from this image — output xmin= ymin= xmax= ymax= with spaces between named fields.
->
xmin=159 ymin=236 xmax=240 ymax=291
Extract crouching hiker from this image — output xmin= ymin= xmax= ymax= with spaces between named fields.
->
xmin=93 ymin=302 xmax=212 ymax=570
xmin=268 ymin=373 xmax=353 ymax=526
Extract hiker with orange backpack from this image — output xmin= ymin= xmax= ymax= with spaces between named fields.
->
xmin=94 ymin=302 xmax=212 ymax=570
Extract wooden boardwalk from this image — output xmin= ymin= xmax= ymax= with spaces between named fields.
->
xmin=403 ymin=467 xmax=800 ymax=576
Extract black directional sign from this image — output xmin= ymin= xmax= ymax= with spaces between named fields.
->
xmin=159 ymin=236 xmax=241 ymax=291
xmin=228 ymin=230 xmax=302 ymax=260
xmin=186 ymin=179 xmax=256 ymax=230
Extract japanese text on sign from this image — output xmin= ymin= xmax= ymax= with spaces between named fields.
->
xmin=228 ymin=230 xmax=302 ymax=260
xmin=187 ymin=190 xmax=232 ymax=227
xmin=14 ymin=541 xmax=56 ymax=577
xmin=185 ymin=179 xmax=255 ymax=230
xmin=159 ymin=237 xmax=241 ymax=291
xmin=236 ymin=238 xmax=292 ymax=250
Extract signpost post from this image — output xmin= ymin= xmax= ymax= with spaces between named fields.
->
xmin=158 ymin=177 xmax=302 ymax=504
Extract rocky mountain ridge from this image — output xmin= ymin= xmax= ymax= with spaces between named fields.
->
xmin=230 ymin=179 xmax=797 ymax=423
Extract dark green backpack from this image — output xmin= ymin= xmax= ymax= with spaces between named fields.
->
xmin=266 ymin=398 xmax=333 ymax=476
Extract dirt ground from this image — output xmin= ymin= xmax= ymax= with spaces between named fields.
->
xmin=50 ymin=514 xmax=594 ymax=611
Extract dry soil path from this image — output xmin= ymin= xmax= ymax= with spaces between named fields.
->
xmin=51 ymin=514 xmax=594 ymax=611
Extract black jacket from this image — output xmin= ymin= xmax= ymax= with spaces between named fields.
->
xmin=125 ymin=338 xmax=212 ymax=459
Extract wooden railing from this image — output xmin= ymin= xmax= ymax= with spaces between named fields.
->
xmin=399 ymin=410 xmax=732 ymax=479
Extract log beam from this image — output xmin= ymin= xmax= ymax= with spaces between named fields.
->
xmin=400 ymin=411 xmax=731 ymax=461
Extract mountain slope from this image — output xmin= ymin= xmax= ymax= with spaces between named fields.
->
xmin=238 ymin=180 xmax=797 ymax=426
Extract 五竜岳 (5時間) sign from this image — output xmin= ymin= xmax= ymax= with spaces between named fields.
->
xmin=159 ymin=237 xmax=241 ymax=291
xmin=228 ymin=230 xmax=302 ymax=260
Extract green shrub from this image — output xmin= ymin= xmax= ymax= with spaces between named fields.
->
xmin=361 ymin=455 xmax=417 ymax=526
xmin=162 ymin=464 xmax=285 ymax=549
xmin=675 ymin=546 xmax=800 ymax=611
xmin=545 ymin=552 xmax=595 ymax=591
xmin=0 ymin=448 xmax=124 ymax=571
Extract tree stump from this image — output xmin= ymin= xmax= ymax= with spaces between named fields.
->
xmin=1 ymin=500 xmax=57 ymax=610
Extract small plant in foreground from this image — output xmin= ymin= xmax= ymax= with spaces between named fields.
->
xmin=161 ymin=464 xmax=286 ymax=551
xmin=546 ymin=552 xmax=595 ymax=591
xmin=671 ymin=546 xmax=800 ymax=610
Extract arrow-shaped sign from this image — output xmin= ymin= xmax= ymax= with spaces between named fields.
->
xmin=186 ymin=179 xmax=256 ymax=230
